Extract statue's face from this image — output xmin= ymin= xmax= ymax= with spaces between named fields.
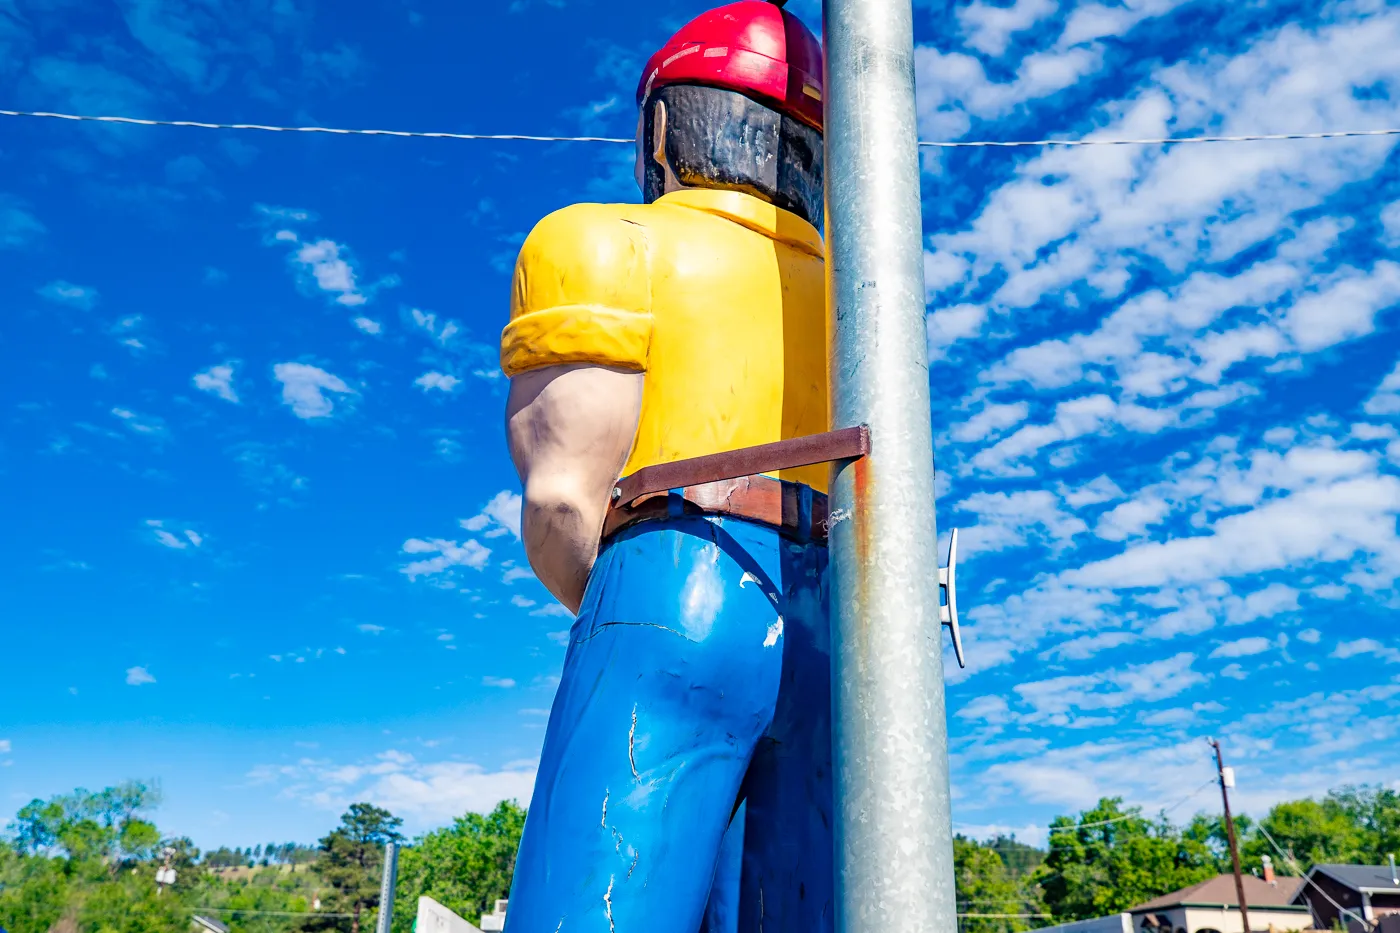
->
xmin=635 ymin=101 xmax=683 ymax=200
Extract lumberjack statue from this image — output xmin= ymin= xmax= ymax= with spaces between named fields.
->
xmin=499 ymin=2 xmax=864 ymax=929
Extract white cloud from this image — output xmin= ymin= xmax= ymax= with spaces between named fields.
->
xmin=973 ymin=394 xmax=1117 ymax=475
xmin=1224 ymin=583 xmax=1300 ymax=625
xmin=1014 ymin=653 xmax=1204 ymax=724
xmin=1219 ymin=663 xmax=1248 ymax=680
xmin=0 ymin=739 xmax=11 ymax=754
xmin=193 ymin=363 xmax=239 ymax=403
xmin=285 ymin=234 xmax=365 ymax=306
xmin=248 ymin=750 xmax=537 ymax=827
xmin=956 ymin=694 xmax=1012 ymax=724
xmin=957 ymin=0 xmax=1055 ymax=56
xmin=1297 ymin=628 xmax=1322 ymax=644
xmin=358 ymin=624 xmax=385 ymax=635
xmin=1282 ymin=262 xmax=1400 ymax=353
xmin=1061 ymin=475 xmax=1125 ymax=508
xmin=414 ymin=371 xmax=461 ymax=393
xmin=502 ymin=565 xmax=536 ymax=584
xmin=273 ymin=362 xmax=355 ymax=419
xmin=925 ymin=7 xmax=1400 ymax=373
xmin=956 ymin=489 xmax=1087 ymax=555
xmin=1139 ymin=707 xmax=1196 ymax=727
xmin=1332 ymin=638 xmax=1400 ymax=663
xmin=1058 ymin=0 xmax=1195 ymax=46
xmin=1096 ymin=494 xmax=1170 ymax=542
xmin=353 ymin=317 xmax=383 ymax=335
xmin=1067 ymin=473 xmax=1400 ymax=590
xmin=125 ymin=666 xmax=156 ymax=686
xmin=1209 ymin=637 xmax=1272 ymax=659
xmin=37 ymin=280 xmax=98 ymax=310
xmin=482 ymin=676 xmax=516 ymax=688
xmin=111 ymin=407 xmax=167 ymax=437
xmin=462 ymin=491 xmax=523 ymax=540
xmin=1382 ymin=200 xmax=1400 ymax=245
xmin=254 ymin=204 xmax=315 ymax=224
xmin=950 ymin=402 xmax=1029 ymax=444
xmin=145 ymin=520 xmax=203 ymax=550
xmin=400 ymin=538 xmax=492 ymax=580
xmin=1040 ymin=631 xmax=1137 ymax=662
xmin=1364 ymin=362 xmax=1400 ymax=417
xmin=409 ymin=308 xmax=460 ymax=346
xmin=915 ymin=45 xmax=1104 ymax=142
xmin=928 ymin=303 xmax=989 ymax=361
xmin=0 ymin=195 xmax=45 ymax=249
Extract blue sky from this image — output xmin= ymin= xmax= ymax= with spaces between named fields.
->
xmin=1 ymin=0 xmax=1398 ymax=850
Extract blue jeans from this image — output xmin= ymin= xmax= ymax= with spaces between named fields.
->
xmin=505 ymin=509 xmax=833 ymax=933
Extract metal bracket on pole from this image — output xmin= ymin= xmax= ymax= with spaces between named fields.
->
xmin=939 ymin=528 xmax=965 ymax=669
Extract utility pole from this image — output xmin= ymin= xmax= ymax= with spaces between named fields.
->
xmin=1211 ymin=739 xmax=1251 ymax=933
xmin=824 ymin=1 xmax=958 ymax=932
xmin=155 ymin=846 xmax=177 ymax=896
xmin=375 ymin=842 xmax=399 ymax=933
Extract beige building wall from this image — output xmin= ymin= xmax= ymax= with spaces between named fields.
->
xmin=1154 ymin=906 xmax=1312 ymax=933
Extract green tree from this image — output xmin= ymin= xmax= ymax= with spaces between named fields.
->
xmin=1240 ymin=797 xmax=1365 ymax=871
xmin=954 ymin=835 xmax=1044 ymax=933
xmin=0 ymin=845 xmax=70 ymax=933
xmin=391 ymin=801 xmax=527 ymax=933
xmin=1036 ymin=798 xmax=1218 ymax=922
xmin=316 ymin=803 xmax=404 ymax=933
xmin=1327 ymin=785 xmax=1400 ymax=863
xmin=1 ymin=782 xmax=190 ymax=933
xmin=7 ymin=782 xmax=162 ymax=870
xmin=988 ymin=835 xmax=1047 ymax=880
xmin=204 ymin=846 xmax=243 ymax=869
xmin=78 ymin=872 xmax=187 ymax=933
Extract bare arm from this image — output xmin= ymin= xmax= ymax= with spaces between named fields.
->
xmin=506 ymin=363 xmax=644 ymax=613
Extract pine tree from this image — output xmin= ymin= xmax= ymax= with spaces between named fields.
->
xmin=317 ymin=804 xmax=404 ymax=933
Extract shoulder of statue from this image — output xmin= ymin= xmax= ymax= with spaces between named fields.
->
xmin=511 ymin=202 xmax=657 ymax=321
xmin=524 ymin=202 xmax=655 ymax=258
xmin=514 ymin=202 xmax=657 ymax=294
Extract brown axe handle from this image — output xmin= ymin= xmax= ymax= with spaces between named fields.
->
xmin=612 ymin=425 xmax=870 ymax=509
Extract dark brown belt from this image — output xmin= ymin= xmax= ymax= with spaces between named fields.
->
xmin=603 ymin=426 xmax=869 ymax=543
xmin=603 ymin=473 xmax=830 ymax=542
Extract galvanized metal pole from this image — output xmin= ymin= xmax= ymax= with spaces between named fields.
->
xmin=823 ymin=0 xmax=959 ymax=932
xmin=376 ymin=841 xmax=399 ymax=933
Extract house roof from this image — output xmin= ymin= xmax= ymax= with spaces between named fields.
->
xmin=1309 ymin=865 xmax=1400 ymax=894
xmin=1131 ymin=874 xmax=1307 ymax=912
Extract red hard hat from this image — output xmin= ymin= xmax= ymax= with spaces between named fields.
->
xmin=636 ymin=0 xmax=824 ymax=133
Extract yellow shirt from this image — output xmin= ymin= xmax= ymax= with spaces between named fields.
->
xmin=501 ymin=188 xmax=830 ymax=491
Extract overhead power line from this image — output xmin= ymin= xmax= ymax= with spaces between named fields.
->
xmin=921 ymin=129 xmax=1400 ymax=148
xmin=193 ymin=907 xmax=357 ymax=918
xmin=0 ymin=110 xmax=634 ymax=143
xmin=1048 ymin=778 xmax=1217 ymax=834
xmin=2 ymin=108 xmax=1399 ymax=149
xmin=1255 ymin=824 xmax=1372 ymax=933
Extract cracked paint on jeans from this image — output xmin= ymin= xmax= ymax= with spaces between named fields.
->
xmin=505 ymin=513 xmax=834 ymax=932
